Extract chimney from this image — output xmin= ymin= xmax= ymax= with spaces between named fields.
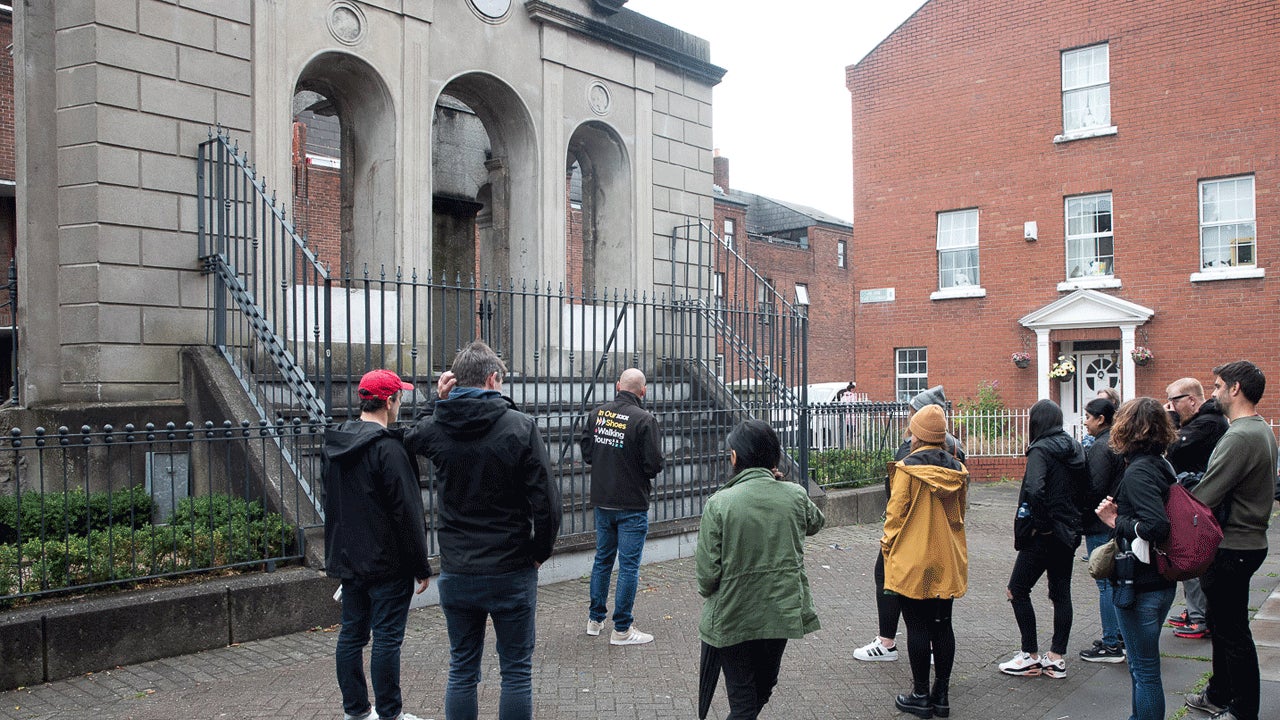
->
xmin=712 ymin=148 xmax=729 ymax=194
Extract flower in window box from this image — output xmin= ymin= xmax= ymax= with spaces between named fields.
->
xmin=1011 ymin=351 xmax=1031 ymax=369
xmin=1131 ymin=346 xmax=1154 ymax=367
xmin=1048 ymin=356 xmax=1076 ymax=381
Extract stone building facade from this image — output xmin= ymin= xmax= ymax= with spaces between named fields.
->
xmin=13 ymin=0 xmax=724 ymax=406
xmin=847 ymin=0 xmax=1280 ymax=427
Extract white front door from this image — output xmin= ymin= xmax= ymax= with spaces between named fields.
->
xmin=1062 ymin=348 xmax=1121 ymax=438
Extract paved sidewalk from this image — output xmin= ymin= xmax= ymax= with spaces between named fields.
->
xmin=1 ymin=482 xmax=1276 ymax=719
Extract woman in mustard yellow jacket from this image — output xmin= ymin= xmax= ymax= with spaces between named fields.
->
xmin=881 ymin=404 xmax=970 ymax=719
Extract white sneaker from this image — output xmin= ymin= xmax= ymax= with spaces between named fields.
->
xmin=586 ymin=619 xmax=604 ymax=636
xmin=998 ymin=651 xmax=1042 ymax=676
xmin=344 ymin=711 xmax=373 ymax=720
xmin=610 ymin=626 xmax=654 ymax=645
xmin=852 ymin=637 xmax=898 ymax=662
xmin=1040 ymin=655 xmax=1067 ymax=679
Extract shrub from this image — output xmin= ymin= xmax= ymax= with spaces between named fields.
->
xmin=0 ymin=493 xmax=294 ymax=601
xmin=0 ymin=485 xmax=153 ymax=543
xmin=954 ymin=381 xmax=1010 ymax=445
xmin=807 ymin=447 xmax=895 ymax=489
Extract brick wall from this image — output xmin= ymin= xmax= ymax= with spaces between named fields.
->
xmin=966 ymin=455 xmax=1026 ymax=484
xmin=290 ymin=122 xmax=342 ymax=272
xmin=847 ymin=0 xmax=1280 ymax=416
xmin=0 ymin=14 xmax=14 ymax=182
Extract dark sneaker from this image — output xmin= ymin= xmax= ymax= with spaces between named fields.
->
xmin=1080 ymin=643 xmax=1125 ymax=663
xmin=1185 ymin=690 xmax=1227 ymax=715
xmin=1167 ymin=609 xmax=1190 ymax=627
xmin=1174 ymin=623 xmax=1210 ymax=639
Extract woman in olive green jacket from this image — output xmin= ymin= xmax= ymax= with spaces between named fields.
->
xmin=696 ymin=419 xmax=825 ymax=719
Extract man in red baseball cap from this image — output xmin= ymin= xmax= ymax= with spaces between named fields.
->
xmin=324 ymin=368 xmax=430 ymax=720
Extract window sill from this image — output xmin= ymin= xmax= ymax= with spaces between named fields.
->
xmin=1190 ymin=267 xmax=1265 ymax=283
xmin=1053 ymin=125 xmax=1118 ymax=144
xmin=930 ymin=286 xmax=987 ymax=300
xmin=1057 ymin=276 xmax=1121 ymax=292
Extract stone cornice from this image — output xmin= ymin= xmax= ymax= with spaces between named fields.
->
xmin=524 ymin=1 xmax=726 ymax=85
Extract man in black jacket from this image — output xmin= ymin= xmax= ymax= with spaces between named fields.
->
xmin=580 ymin=368 xmax=664 ymax=645
xmin=1163 ymin=377 xmax=1228 ymax=639
xmin=404 ymin=341 xmax=560 ymax=720
xmin=324 ymin=369 xmax=432 ymax=720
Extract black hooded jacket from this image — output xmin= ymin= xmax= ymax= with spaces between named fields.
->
xmin=1166 ymin=399 xmax=1228 ymax=475
xmin=1016 ymin=400 xmax=1088 ymax=551
xmin=405 ymin=393 xmax=561 ymax=574
xmin=580 ymin=390 xmax=664 ymax=511
xmin=323 ymin=420 xmax=433 ymax=581
xmin=1082 ymin=427 xmax=1125 ymax=535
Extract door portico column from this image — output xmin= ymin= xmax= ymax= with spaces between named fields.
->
xmin=1120 ymin=324 xmax=1137 ymax=402
xmin=1036 ymin=328 xmax=1052 ymax=400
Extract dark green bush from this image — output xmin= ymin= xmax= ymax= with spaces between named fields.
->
xmin=0 ymin=485 xmax=153 ymax=543
xmin=0 ymin=493 xmax=294 ymax=600
xmin=805 ymin=448 xmax=895 ymax=489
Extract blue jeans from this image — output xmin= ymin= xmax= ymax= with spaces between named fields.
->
xmin=1085 ymin=532 xmax=1120 ymax=646
xmin=1114 ymin=586 xmax=1176 ymax=720
xmin=335 ymin=576 xmax=415 ymax=720
xmin=439 ymin=567 xmax=539 ymax=720
xmin=589 ymin=508 xmax=649 ymax=632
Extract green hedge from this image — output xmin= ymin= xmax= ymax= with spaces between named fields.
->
xmin=0 ymin=485 xmax=153 ymax=543
xmin=0 ymin=493 xmax=294 ymax=599
xmin=806 ymin=448 xmax=895 ymax=489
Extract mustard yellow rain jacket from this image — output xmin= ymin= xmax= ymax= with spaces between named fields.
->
xmin=881 ymin=447 xmax=970 ymax=600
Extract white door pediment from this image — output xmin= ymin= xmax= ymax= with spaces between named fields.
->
xmin=1019 ymin=289 xmax=1154 ymax=331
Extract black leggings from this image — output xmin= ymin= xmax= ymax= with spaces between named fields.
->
xmin=899 ymin=598 xmax=955 ymax=694
xmin=1007 ymin=542 xmax=1074 ymax=655
xmin=873 ymin=551 xmax=902 ymax=640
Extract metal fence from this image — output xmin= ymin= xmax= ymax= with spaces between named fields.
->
xmin=196 ymin=129 xmax=813 ymax=549
xmin=0 ymin=421 xmax=318 ymax=604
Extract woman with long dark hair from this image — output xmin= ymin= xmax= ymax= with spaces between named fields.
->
xmin=1096 ymin=398 xmax=1178 ymax=720
xmin=696 ymin=419 xmax=825 ymax=719
xmin=999 ymin=399 xmax=1086 ymax=679
xmin=881 ymin=404 xmax=969 ymax=718
xmin=1079 ymin=398 xmax=1127 ymax=663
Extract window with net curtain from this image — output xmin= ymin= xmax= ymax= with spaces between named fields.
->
xmin=896 ymin=348 xmax=928 ymax=402
xmin=1065 ymin=193 xmax=1113 ymax=278
xmin=1062 ymin=43 xmax=1110 ymax=134
xmin=937 ymin=209 xmax=979 ymax=289
xmin=1199 ymin=176 xmax=1255 ymax=269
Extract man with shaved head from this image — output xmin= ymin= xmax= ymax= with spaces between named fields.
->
xmin=580 ymin=367 xmax=665 ymax=645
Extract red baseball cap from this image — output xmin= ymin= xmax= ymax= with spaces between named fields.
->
xmin=357 ymin=369 xmax=414 ymax=400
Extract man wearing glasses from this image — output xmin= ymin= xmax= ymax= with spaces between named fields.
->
xmin=1161 ymin=377 xmax=1228 ymax=640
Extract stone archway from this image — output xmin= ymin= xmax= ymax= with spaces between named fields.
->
xmin=293 ymin=52 xmax=397 ymax=273
xmin=431 ymin=73 xmax=538 ymax=283
xmin=566 ymin=120 xmax=633 ymax=294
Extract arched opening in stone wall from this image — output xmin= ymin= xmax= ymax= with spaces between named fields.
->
xmin=291 ymin=52 xmax=397 ymax=274
xmin=566 ymin=120 xmax=632 ymax=296
xmin=431 ymin=73 xmax=538 ymax=283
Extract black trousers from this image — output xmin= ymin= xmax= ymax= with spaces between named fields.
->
xmin=718 ymin=638 xmax=788 ymax=720
xmin=873 ymin=551 xmax=903 ymax=639
xmin=1007 ymin=541 xmax=1074 ymax=655
xmin=900 ymin=597 xmax=955 ymax=694
xmin=1202 ymin=548 xmax=1267 ymax=720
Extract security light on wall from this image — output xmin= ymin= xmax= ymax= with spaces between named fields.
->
xmin=1024 ymin=221 xmax=1038 ymax=241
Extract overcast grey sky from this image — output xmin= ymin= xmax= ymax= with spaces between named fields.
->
xmin=624 ymin=1 xmax=929 ymax=221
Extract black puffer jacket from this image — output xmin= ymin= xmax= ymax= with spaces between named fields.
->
xmin=1082 ymin=428 xmax=1125 ymax=536
xmin=323 ymin=420 xmax=433 ymax=581
xmin=1112 ymin=453 xmax=1175 ymax=593
xmin=1015 ymin=400 xmax=1087 ymax=551
xmin=1166 ymin=399 xmax=1228 ymax=475
xmin=580 ymin=391 xmax=664 ymax=510
xmin=405 ymin=393 xmax=561 ymax=574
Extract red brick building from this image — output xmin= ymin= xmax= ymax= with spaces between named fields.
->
xmin=712 ymin=153 xmax=855 ymax=384
xmin=846 ymin=0 xmax=1280 ymax=429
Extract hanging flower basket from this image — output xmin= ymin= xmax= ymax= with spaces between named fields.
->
xmin=1131 ymin=346 xmax=1153 ymax=367
xmin=1011 ymin=352 xmax=1031 ymax=369
xmin=1048 ymin=355 xmax=1076 ymax=382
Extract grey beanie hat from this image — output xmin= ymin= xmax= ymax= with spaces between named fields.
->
xmin=909 ymin=385 xmax=947 ymax=411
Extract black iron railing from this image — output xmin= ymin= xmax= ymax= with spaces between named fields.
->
xmin=0 ymin=421 xmax=316 ymax=604
xmin=1 ymin=259 xmax=17 ymax=405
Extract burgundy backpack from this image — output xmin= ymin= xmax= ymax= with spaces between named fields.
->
xmin=1154 ymin=482 xmax=1223 ymax=581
